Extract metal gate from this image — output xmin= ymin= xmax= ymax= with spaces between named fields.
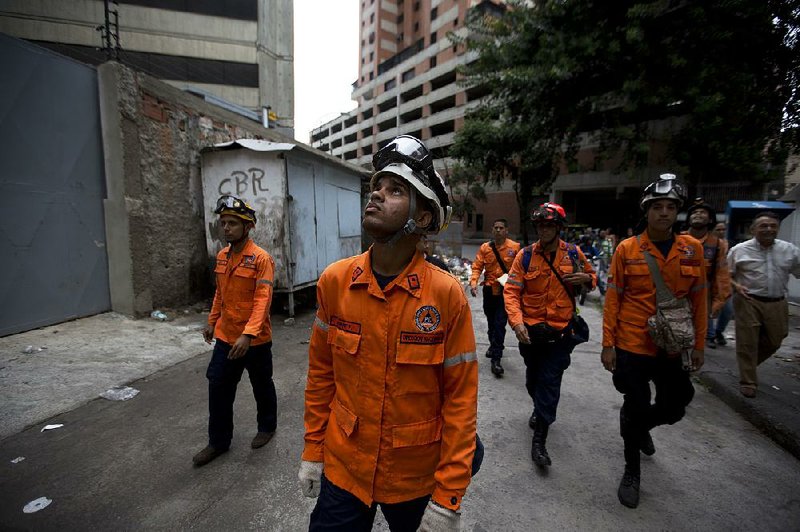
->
xmin=0 ymin=35 xmax=110 ymax=336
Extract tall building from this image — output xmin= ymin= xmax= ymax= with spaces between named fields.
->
xmin=309 ymin=0 xmax=514 ymax=237
xmin=0 ymin=0 xmax=294 ymax=132
xmin=311 ymin=1 xmax=501 ymax=166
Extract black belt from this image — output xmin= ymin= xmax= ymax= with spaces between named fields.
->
xmin=749 ymin=295 xmax=784 ymax=303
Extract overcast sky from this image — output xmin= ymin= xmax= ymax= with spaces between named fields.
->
xmin=293 ymin=0 xmax=359 ymax=143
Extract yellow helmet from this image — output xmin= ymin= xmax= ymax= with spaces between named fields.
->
xmin=215 ymin=195 xmax=256 ymax=224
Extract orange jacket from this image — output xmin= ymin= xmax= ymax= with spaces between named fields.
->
xmin=602 ymin=233 xmax=708 ymax=355
xmin=504 ymin=240 xmax=596 ymax=330
xmin=470 ymin=239 xmax=521 ymax=295
xmin=681 ymin=232 xmax=731 ymax=316
xmin=302 ymin=249 xmax=478 ymax=511
xmin=208 ymin=238 xmax=274 ymax=345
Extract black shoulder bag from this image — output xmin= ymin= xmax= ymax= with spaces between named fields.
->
xmin=540 ymin=249 xmax=590 ymax=348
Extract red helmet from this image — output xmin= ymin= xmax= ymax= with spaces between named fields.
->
xmin=531 ymin=202 xmax=567 ymax=225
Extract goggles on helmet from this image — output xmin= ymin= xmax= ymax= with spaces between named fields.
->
xmin=531 ymin=202 xmax=567 ymax=225
xmin=215 ymin=195 xmax=257 ymax=223
xmin=373 ymin=136 xmax=449 ymax=200
xmin=640 ymin=173 xmax=686 ymax=209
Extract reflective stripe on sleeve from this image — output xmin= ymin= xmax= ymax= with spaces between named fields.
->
xmin=314 ymin=316 xmax=329 ymax=331
xmin=607 ymin=282 xmax=624 ymax=293
xmin=258 ymin=279 xmax=273 ymax=286
xmin=506 ymin=279 xmax=523 ymax=287
xmin=443 ymin=351 xmax=477 ymax=368
xmin=690 ymin=283 xmax=708 ymax=293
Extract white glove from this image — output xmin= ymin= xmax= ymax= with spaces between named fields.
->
xmin=418 ymin=500 xmax=460 ymax=532
xmin=298 ymin=460 xmax=324 ymax=498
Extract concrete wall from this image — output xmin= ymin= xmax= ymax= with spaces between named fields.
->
xmin=96 ymin=62 xmax=351 ymax=316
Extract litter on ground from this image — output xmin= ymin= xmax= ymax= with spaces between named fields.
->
xmin=100 ymin=386 xmax=140 ymax=401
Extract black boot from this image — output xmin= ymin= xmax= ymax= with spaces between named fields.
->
xmin=528 ymin=411 xmax=537 ymax=429
xmin=531 ymin=419 xmax=551 ymax=467
xmin=491 ymin=358 xmax=504 ymax=377
xmin=618 ymin=468 xmax=640 ymax=508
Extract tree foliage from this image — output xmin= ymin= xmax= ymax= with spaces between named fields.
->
xmin=451 ymin=0 xmax=800 ymax=214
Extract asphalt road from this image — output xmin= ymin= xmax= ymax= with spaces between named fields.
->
xmin=1 ymin=290 xmax=799 ymax=530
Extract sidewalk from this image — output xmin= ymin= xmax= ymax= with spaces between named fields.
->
xmin=695 ymin=305 xmax=800 ymax=460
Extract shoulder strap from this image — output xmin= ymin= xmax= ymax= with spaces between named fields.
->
xmin=638 ymin=235 xmax=676 ymax=302
xmin=489 ymin=242 xmax=509 ymax=274
xmin=522 ymin=244 xmax=533 ymax=272
xmin=540 ymin=247 xmax=577 ymax=312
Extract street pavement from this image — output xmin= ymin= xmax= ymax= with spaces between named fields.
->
xmin=1 ymin=288 xmax=799 ymax=530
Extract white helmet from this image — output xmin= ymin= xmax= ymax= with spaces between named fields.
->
xmin=640 ymin=173 xmax=687 ymax=210
xmin=371 ymin=162 xmax=452 ymax=235
xmin=371 ymin=135 xmax=453 ymax=239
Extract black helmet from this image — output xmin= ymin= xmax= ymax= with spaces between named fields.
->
xmin=686 ymin=197 xmax=717 ymax=227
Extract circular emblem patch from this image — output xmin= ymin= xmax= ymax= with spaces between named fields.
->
xmin=415 ymin=305 xmax=441 ymax=332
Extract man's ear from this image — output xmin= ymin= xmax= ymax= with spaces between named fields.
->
xmin=415 ymin=209 xmax=433 ymax=231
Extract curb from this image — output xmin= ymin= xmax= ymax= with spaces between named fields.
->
xmin=696 ymin=370 xmax=800 ymax=461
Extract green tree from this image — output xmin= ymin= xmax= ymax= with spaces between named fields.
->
xmin=452 ymin=0 xmax=800 ymax=206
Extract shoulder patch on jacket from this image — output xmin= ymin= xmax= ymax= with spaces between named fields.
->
xmin=407 ymin=273 xmax=420 ymax=290
xmin=351 ymin=266 xmax=364 ymax=282
xmin=415 ymin=305 xmax=441 ymax=332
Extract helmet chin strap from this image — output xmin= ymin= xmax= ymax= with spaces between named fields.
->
xmin=375 ymin=187 xmax=419 ymax=246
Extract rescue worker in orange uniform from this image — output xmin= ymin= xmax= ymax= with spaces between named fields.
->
xmin=601 ymin=174 xmax=707 ymax=508
xmin=683 ymin=198 xmax=731 ymax=348
xmin=299 ymin=135 xmax=477 ymax=531
xmin=193 ymin=195 xmax=277 ymax=467
xmin=504 ymin=202 xmax=596 ymax=468
xmin=469 ymin=219 xmax=521 ymax=377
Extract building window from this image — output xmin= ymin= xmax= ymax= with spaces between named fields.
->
xmin=467 ymin=213 xmax=473 ymax=225
xmin=430 ymin=31 xmax=437 ymax=44
xmin=369 ymin=72 xmax=374 ymax=80
xmin=384 ymin=78 xmax=397 ymax=91
xmin=429 ymin=56 xmax=437 ymax=68
xmin=454 ymin=17 xmax=458 ymax=27
xmin=402 ymin=68 xmax=415 ymax=82
xmin=370 ymin=13 xmax=374 ymax=22
xmin=361 ymin=57 xmax=365 ymax=64
xmin=476 ymin=214 xmax=484 ymax=232
xmin=414 ymin=1 xmax=420 ymax=11
xmin=414 ymin=22 xmax=419 ymax=32
xmin=369 ymin=32 xmax=375 ymax=44
xmin=431 ymin=7 xmax=438 ymax=19
xmin=398 ymin=32 xmax=404 ymax=42
xmin=369 ymin=51 xmax=374 ymax=61
xmin=397 ymin=13 xmax=404 ymax=23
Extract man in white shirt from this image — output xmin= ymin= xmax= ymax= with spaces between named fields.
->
xmin=728 ymin=211 xmax=800 ymax=398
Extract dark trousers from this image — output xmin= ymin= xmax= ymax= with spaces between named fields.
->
xmin=206 ymin=340 xmax=277 ymax=449
xmin=483 ymin=286 xmax=508 ymax=359
xmin=518 ymin=331 xmax=573 ymax=425
xmin=309 ymin=475 xmax=429 ymax=532
xmin=612 ymin=348 xmax=694 ymax=472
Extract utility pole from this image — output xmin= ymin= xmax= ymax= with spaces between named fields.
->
xmin=96 ymin=0 xmax=121 ymax=60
